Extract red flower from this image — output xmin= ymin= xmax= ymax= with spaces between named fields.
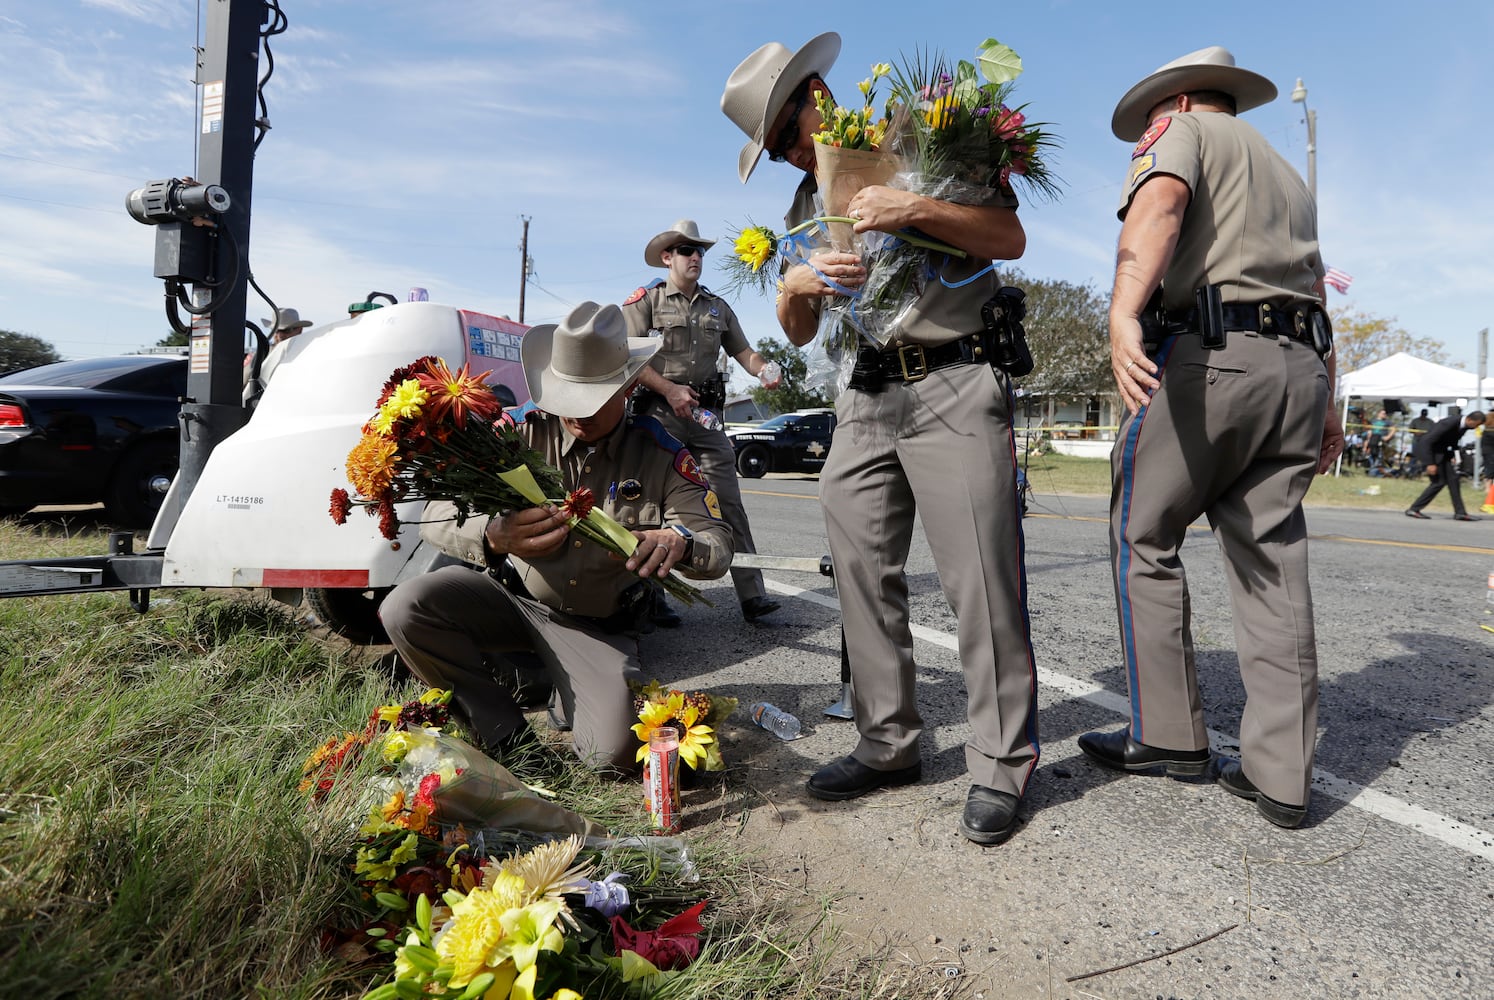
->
xmin=377 ymin=356 xmax=441 ymax=407
xmin=992 ymin=106 xmax=1026 ymax=140
xmin=611 ymin=899 xmax=707 ymax=970
xmin=329 ymin=488 xmax=352 ymax=525
xmin=415 ymin=358 xmax=503 ymax=429
xmin=562 ymin=487 xmax=595 ymax=521
xmin=413 ymin=772 xmax=442 ymax=812
xmin=376 ymin=495 xmax=398 ymax=540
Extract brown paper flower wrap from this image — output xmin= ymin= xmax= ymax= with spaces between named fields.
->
xmin=813 ymin=142 xmax=897 ymax=251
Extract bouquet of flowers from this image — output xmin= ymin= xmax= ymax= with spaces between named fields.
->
xmin=329 ymin=355 xmax=706 ymax=605
xmin=629 ymin=679 xmax=737 ymax=772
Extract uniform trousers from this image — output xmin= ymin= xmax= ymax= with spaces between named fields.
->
xmin=641 ymin=402 xmax=766 ymax=605
xmin=1408 ymin=455 xmax=1468 ymax=516
xmin=1111 ymin=331 xmax=1327 ymax=805
xmin=380 ymin=565 xmax=641 ymax=770
xmin=820 ymin=361 xmax=1039 ymax=797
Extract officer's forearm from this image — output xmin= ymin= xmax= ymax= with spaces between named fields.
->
xmin=636 ymin=366 xmax=676 ymax=394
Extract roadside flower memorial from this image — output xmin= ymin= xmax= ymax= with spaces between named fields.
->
xmin=631 ymin=680 xmax=737 ymax=773
xmin=329 ymin=355 xmax=706 ymax=606
xmin=302 ymin=688 xmax=715 ymax=999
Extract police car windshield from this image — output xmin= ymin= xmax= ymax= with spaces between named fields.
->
xmin=756 ymin=413 xmax=800 ymax=429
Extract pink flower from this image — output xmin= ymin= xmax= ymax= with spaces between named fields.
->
xmin=992 ymin=106 xmax=1026 ymax=140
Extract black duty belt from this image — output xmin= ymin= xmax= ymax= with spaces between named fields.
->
xmin=1179 ymin=301 xmax=1317 ymax=344
xmin=636 ymin=381 xmax=725 ymax=412
xmin=847 ymin=332 xmax=990 ymax=391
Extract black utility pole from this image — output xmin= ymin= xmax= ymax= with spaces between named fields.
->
xmin=518 ymin=216 xmax=531 ymax=323
xmin=175 ymin=0 xmax=269 ymax=507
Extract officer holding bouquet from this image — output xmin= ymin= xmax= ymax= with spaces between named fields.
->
xmin=722 ymin=33 xmax=1040 ymax=845
xmin=1077 ymin=47 xmax=1345 ymax=829
xmin=380 ymin=302 xmax=732 ymax=771
xmin=623 ymin=219 xmax=783 ymax=625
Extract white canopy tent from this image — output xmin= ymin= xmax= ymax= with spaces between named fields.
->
xmin=1335 ymin=352 xmax=1493 ymax=476
xmin=1337 ymin=351 xmax=1494 ymax=402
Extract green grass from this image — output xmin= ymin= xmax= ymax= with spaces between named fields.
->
xmin=1020 ymin=451 xmax=1442 ymax=511
xmin=0 ymin=518 xmax=962 ymax=1000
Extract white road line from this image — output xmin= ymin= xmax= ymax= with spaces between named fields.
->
xmin=765 ymin=578 xmax=1494 ymax=862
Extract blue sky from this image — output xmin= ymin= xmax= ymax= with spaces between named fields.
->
xmin=2 ymin=0 xmax=1491 ymax=388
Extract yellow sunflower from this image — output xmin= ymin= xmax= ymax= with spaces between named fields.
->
xmin=733 ymin=226 xmax=775 ymax=272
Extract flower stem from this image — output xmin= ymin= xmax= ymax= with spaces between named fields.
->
xmin=792 ymin=215 xmax=967 ymax=258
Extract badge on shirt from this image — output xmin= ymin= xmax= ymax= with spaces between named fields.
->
xmin=674 ymin=449 xmax=708 ymax=487
xmin=1127 ymin=153 xmax=1155 ymax=188
xmin=703 ymin=489 xmax=722 ymax=519
xmin=708 ymin=306 xmax=719 ymax=317
xmin=1133 ymin=116 xmax=1170 ymax=158
xmin=618 ymin=478 xmax=643 ymax=501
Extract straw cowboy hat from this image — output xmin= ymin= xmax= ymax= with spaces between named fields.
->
xmin=1111 ymin=46 xmax=1277 ymax=141
xmin=263 ymin=306 xmax=313 ymax=333
xmin=721 ymin=31 xmax=840 ymax=182
xmin=520 ymin=301 xmax=659 ymax=418
xmin=644 ymin=219 xmax=717 ymax=268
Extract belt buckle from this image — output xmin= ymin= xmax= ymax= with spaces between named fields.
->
xmin=897 ymin=343 xmax=928 ymax=382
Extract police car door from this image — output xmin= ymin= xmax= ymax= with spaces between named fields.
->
xmin=794 ymin=413 xmax=832 ymax=471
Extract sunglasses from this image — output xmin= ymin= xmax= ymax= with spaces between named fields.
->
xmin=766 ymin=83 xmax=813 ymax=162
xmin=670 ymin=245 xmax=705 ymax=257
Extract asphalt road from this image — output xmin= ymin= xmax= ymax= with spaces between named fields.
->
xmin=644 ymin=475 xmax=1493 ymax=999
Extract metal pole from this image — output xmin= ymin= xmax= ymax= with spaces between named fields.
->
xmin=518 ymin=216 xmax=530 ymax=323
xmin=1305 ymin=108 xmax=1317 ymax=201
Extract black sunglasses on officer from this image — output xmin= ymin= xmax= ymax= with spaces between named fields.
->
xmin=669 ymin=244 xmax=706 ymax=258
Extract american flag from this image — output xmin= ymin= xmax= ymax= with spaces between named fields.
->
xmin=1324 ymin=266 xmax=1354 ymax=294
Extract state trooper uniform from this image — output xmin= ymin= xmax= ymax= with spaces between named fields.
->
xmin=623 ymin=220 xmax=776 ymax=618
xmin=1080 ymin=47 xmax=1333 ymax=825
xmin=380 ymin=304 xmax=731 ymax=771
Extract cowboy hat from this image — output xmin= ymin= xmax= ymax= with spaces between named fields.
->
xmin=1111 ymin=46 xmax=1277 ymax=141
xmin=721 ymin=31 xmax=840 ymax=183
xmin=644 ymin=219 xmax=718 ymax=268
xmin=262 ymin=306 xmax=313 ymax=333
xmin=520 ymin=301 xmax=659 ymax=418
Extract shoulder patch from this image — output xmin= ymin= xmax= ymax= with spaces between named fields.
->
xmin=1133 ymin=117 xmax=1170 ymax=158
xmin=703 ymin=489 xmax=722 ymax=520
xmin=622 ymin=278 xmax=666 ymax=306
xmin=1127 ymin=153 xmax=1155 ymax=188
xmin=673 ymin=448 xmax=708 ymax=487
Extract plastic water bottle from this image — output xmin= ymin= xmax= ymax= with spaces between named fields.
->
xmin=1486 ymin=567 xmax=1494 ymax=607
xmin=749 ymin=702 xmax=802 ymax=741
xmin=690 ymin=406 xmax=723 ymax=432
xmin=758 ymin=361 xmax=783 ymax=388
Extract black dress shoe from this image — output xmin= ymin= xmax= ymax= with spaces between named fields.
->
xmin=1077 ymin=727 xmax=1211 ymax=776
xmin=1405 ymin=509 xmax=1430 ymax=519
xmin=1453 ymin=513 xmax=1480 ymax=522
xmin=1216 ymin=759 xmax=1308 ymax=829
xmin=741 ymin=596 xmax=781 ymax=622
xmin=806 ymin=755 xmax=921 ymax=801
xmin=959 ymin=785 xmax=1020 ymax=845
xmin=648 ymin=590 xmax=683 ymax=628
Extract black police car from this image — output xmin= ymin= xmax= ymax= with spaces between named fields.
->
xmin=727 ymin=408 xmax=836 ymax=478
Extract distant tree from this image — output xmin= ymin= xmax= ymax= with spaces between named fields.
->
xmin=1330 ymin=308 xmax=1448 ymax=374
xmin=749 ymin=338 xmax=831 ymax=413
xmin=156 ymin=328 xmax=189 ymax=348
xmin=999 ymin=270 xmax=1111 ymax=397
xmin=0 ymin=330 xmax=62 ymax=374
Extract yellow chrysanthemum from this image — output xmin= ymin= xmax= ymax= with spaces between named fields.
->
xmin=383 ymin=378 xmax=428 ymax=420
xmin=437 ymin=873 xmax=528 ymax=987
xmin=733 ymin=227 xmax=775 ymax=272
xmin=926 ymin=94 xmax=960 ymax=130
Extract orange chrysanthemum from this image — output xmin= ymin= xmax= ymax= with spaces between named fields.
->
xmin=346 ymin=433 xmax=401 ymax=498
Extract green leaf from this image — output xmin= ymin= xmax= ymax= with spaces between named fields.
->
xmin=978 ymin=39 xmax=1023 ymax=84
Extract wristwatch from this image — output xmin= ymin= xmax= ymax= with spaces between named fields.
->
xmin=668 ymin=523 xmax=694 ymax=563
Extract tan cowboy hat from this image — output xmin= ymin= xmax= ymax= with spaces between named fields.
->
xmin=520 ymin=301 xmax=659 ymax=418
xmin=1111 ymin=46 xmax=1277 ymax=141
xmin=721 ymin=31 xmax=840 ymax=183
xmin=263 ymin=306 xmax=313 ymax=333
xmin=644 ymin=219 xmax=718 ymax=268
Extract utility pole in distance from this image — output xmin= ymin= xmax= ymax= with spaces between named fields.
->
xmin=518 ymin=215 xmax=531 ymax=323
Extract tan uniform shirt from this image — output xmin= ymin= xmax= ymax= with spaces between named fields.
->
xmin=1119 ymin=111 xmax=1324 ymax=312
xmin=787 ymin=175 xmax=1020 ymax=347
xmin=419 ymin=411 xmax=731 ymax=619
xmin=621 ymin=279 xmax=750 ymax=384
